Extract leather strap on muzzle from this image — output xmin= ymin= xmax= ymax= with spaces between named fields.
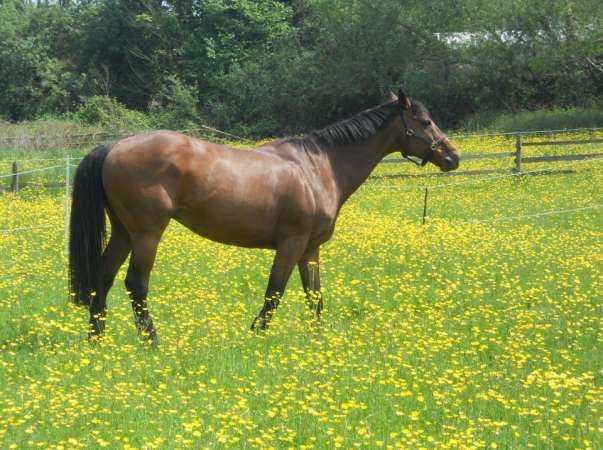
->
xmin=400 ymin=110 xmax=447 ymax=167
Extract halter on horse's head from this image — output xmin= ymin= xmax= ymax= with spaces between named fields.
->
xmin=392 ymin=90 xmax=460 ymax=172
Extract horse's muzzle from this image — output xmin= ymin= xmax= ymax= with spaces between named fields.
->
xmin=440 ymin=153 xmax=459 ymax=172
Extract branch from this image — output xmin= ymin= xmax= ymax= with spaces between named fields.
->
xmin=586 ymin=57 xmax=603 ymax=74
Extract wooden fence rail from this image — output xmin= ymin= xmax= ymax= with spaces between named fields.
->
xmin=379 ymin=132 xmax=603 ymax=177
xmin=3 ymin=131 xmax=603 ymax=191
xmin=522 ymin=138 xmax=603 ymax=147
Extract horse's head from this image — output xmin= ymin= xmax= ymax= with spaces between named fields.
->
xmin=390 ymin=90 xmax=460 ymax=172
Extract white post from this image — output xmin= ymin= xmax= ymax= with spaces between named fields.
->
xmin=64 ymin=155 xmax=70 ymax=256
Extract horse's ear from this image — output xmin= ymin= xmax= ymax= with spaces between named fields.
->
xmin=398 ymin=89 xmax=411 ymax=110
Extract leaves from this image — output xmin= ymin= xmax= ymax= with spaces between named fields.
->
xmin=0 ymin=0 xmax=601 ymax=132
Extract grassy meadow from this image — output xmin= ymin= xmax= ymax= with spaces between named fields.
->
xmin=0 ymin=131 xmax=602 ymax=449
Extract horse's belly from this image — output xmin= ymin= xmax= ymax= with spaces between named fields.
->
xmin=173 ymin=203 xmax=278 ymax=249
xmin=173 ymin=152 xmax=316 ymax=249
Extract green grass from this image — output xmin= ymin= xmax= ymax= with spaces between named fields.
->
xmin=461 ymin=107 xmax=603 ymax=133
xmin=0 ymin=145 xmax=602 ymax=449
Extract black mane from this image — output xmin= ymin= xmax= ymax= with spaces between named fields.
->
xmin=283 ymin=101 xmax=400 ymax=152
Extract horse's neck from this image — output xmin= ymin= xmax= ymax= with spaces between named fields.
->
xmin=326 ymin=122 xmax=398 ymax=207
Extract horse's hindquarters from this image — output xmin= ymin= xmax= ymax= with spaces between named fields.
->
xmin=102 ymin=131 xmax=317 ymax=250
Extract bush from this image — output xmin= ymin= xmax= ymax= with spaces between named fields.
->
xmin=74 ymin=96 xmax=153 ymax=132
xmin=149 ymin=77 xmax=199 ymax=130
xmin=460 ymin=107 xmax=603 ymax=133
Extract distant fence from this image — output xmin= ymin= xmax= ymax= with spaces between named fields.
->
xmin=2 ymin=128 xmax=603 ymax=192
xmin=1 ymin=161 xmax=73 ymax=193
xmin=0 ymin=125 xmax=246 ymax=151
xmin=2 ymin=128 xmax=603 ymax=247
xmin=0 ymin=131 xmax=119 ymax=151
xmin=379 ymin=130 xmax=603 ymax=178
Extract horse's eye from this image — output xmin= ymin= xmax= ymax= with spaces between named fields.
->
xmin=420 ymin=119 xmax=432 ymax=127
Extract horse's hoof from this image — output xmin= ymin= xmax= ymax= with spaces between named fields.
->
xmin=87 ymin=332 xmax=104 ymax=343
xmin=143 ymin=337 xmax=158 ymax=347
xmin=138 ymin=327 xmax=158 ymax=345
xmin=88 ymin=320 xmax=105 ymax=339
xmin=250 ymin=316 xmax=268 ymax=333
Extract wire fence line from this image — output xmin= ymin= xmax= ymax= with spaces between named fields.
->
xmin=0 ymin=157 xmax=73 ymax=163
xmin=0 ymin=130 xmax=118 ymax=142
xmin=3 ymin=201 xmax=602 ymax=236
xmin=451 ymin=204 xmax=603 ymax=224
xmin=0 ymin=125 xmax=250 ymax=153
xmin=3 ymin=155 xmax=600 ymax=195
xmin=0 ymin=224 xmax=56 ymax=234
xmin=2 ymin=151 xmax=600 ymax=180
xmin=2 ymin=125 xmax=602 ymax=162
xmin=186 ymin=125 xmax=252 ymax=143
xmin=429 ymin=157 xmax=603 ymax=190
xmin=1 ymin=130 xmax=602 ymax=241
xmin=364 ymin=157 xmax=603 ymax=191
xmin=334 ymin=202 xmax=603 ymax=235
xmin=0 ymin=125 xmax=246 ymax=143
xmin=0 ymin=164 xmax=64 ymax=179
xmin=0 ymin=157 xmax=82 ymax=166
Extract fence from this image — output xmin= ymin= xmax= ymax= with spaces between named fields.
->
xmin=0 ymin=125 xmax=247 ymax=152
xmin=1 ymin=160 xmax=73 ymax=193
xmin=379 ymin=130 xmax=603 ymax=178
xmin=4 ymin=128 xmax=603 ymax=190
xmin=1 ymin=127 xmax=603 ymax=250
xmin=0 ymin=157 xmax=73 ymax=254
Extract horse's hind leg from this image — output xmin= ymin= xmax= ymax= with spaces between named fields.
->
xmin=125 ymin=229 xmax=165 ymax=342
xmin=89 ymin=213 xmax=131 ymax=338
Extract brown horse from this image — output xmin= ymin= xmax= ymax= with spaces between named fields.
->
xmin=69 ymin=90 xmax=460 ymax=340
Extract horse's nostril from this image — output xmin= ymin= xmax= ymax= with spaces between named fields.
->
xmin=443 ymin=154 xmax=459 ymax=170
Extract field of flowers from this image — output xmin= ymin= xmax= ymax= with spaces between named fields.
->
xmin=0 ymin=131 xmax=602 ymax=449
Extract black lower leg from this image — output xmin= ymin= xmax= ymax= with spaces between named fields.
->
xmin=131 ymin=299 xmax=156 ymax=340
xmin=251 ymin=236 xmax=309 ymax=331
xmin=124 ymin=232 xmax=163 ymax=342
xmin=88 ymin=220 xmax=131 ymax=339
xmin=298 ymin=247 xmax=322 ymax=319
xmin=89 ymin=314 xmax=105 ymax=337
xmin=88 ymin=291 xmax=107 ymax=338
xmin=304 ymin=289 xmax=323 ymax=317
xmin=316 ymin=293 xmax=323 ymax=318
xmin=252 ymin=293 xmax=281 ymax=330
xmin=125 ymin=271 xmax=156 ymax=342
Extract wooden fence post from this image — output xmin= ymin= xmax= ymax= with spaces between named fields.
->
xmin=422 ymin=187 xmax=429 ymax=225
xmin=64 ymin=156 xmax=70 ymax=256
xmin=10 ymin=161 xmax=18 ymax=192
xmin=515 ymin=133 xmax=523 ymax=172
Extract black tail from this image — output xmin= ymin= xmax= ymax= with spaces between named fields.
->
xmin=69 ymin=144 xmax=113 ymax=306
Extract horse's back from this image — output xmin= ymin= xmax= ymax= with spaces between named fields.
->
xmin=101 ymin=131 xmax=316 ymax=247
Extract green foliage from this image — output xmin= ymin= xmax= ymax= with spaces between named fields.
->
xmin=461 ymin=107 xmax=603 ymax=132
xmin=0 ymin=0 xmax=47 ymax=121
xmin=74 ymin=96 xmax=152 ymax=132
xmin=149 ymin=77 xmax=199 ymax=130
xmin=0 ymin=0 xmax=601 ymax=134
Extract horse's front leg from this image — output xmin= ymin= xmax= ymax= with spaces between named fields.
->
xmin=298 ymin=246 xmax=322 ymax=319
xmin=251 ymin=234 xmax=309 ymax=331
